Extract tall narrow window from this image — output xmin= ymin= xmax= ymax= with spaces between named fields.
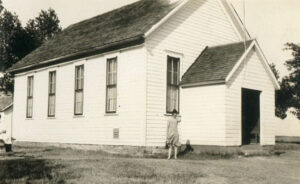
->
xmin=166 ymin=56 xmax=180 ymax=113
xmin=48 ymin=71 xmax=56 ymax=117
xmin=27 ymin=76 xmax=34 ymax=118
xmin=74 ymin=65 xmax=84 ymax=115
xmin=106 ymin=57 xmax=117 ymax=113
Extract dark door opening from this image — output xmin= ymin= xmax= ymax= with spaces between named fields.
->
xmin=242 ymin=88 xmax=261 ymax=145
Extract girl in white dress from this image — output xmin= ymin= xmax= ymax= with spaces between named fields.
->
xmin=166 ymin=109 xmax=181 ymax=159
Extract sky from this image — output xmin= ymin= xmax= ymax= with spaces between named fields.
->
xmin=2 ymin=0 xmax=300 ymax=77
xmin=2 ymin=0 xmax=300 ymax=125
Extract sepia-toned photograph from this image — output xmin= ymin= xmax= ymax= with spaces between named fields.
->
xmin=0 ymin=0 xmax=299 ymax=183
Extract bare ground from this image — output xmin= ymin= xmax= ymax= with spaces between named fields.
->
xmin=0 ymin=143 xmax=300 ymax=184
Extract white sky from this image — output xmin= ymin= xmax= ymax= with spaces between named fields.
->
xmin=2 ymin=0 xmax=300 ymax=124
xmin=2 ymin=0 xmax=300 ymax=73
xmin=3 ymin=0 xmax=300 ymax=77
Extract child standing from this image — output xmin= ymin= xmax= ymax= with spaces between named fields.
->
xmin=166 ymin=109 xmax=181 ymax=159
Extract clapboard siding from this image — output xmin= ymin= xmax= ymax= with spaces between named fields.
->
xmin=0 ymin=107 xmax=12 ymax=142
xmin=12 ymin=47 xmax=147 ymax=146
xmin=225 ymin=48 xmax=276 ymax=146
xmin=145 ymin=0 xmax=241 ymax=146
xmin=181 ymin=85 xmax=226 ymax=145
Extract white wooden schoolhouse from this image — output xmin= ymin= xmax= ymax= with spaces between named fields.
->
xmin=9 ymin=0 xmax=279 ymax=147
xmin=0 ymin=94 xmax=13 ymax=144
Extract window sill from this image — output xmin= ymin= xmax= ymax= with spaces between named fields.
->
xmin=25 ymin=118 xmax=33 ymax=120
xmin=73 ymin=115 xmax=84 ymax=118
xmin=47 ymin=117 xmax=56 ymax=119
xmin=164 ymin=114 xmax=181 ymax=117
xmin=104 ymin=113 xmax=118 ymax=116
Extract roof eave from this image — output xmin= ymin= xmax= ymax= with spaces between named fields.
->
xmin=181 ymin=80 xmax=225 ymax=88
xmin=225 ymin=40 xmax=255 ymax=82
xmin=0 ymin=103 xmax=13 ymax=112
xmin=253 ymin=40 xmax=280 ymax=90
xmin=8 ymin=36 xmax=145 ymax=74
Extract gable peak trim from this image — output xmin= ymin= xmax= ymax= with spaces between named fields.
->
xmin=225 ymin=39 xmax=280 ymax=90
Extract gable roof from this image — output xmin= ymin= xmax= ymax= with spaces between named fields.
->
xmin=0 ymin=95 xmax=13 ymax=112
xmin=181 ymin=40 xmax=253 ymax=87
xmin=9 ymin=0 xmax=183 ymax=73
xmin=181 ymin=39 xmax=280 ymax=89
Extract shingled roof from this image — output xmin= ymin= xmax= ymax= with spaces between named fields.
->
xmin=0 ymin=95 xmax=13 ymax=112
xmin=9 ymin=0 xmax=182 ymax=73
xmin=181 ymin=40 xmax=254 ymax=86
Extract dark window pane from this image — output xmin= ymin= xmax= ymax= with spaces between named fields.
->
xmin=27 ymin=76 xmax=34 ymax=118
xmin=106 ymin=58 xmax=117 ymax=113
xmin=75 ymin=65 xmax=84 ymax=115
xmin=166 ymin=56 xmax=180 ymax=113
xmin=75 ymin=91 xmax=83 ymax=114
xmin=48 ymin=95 xmax=55 ymax=116
xmin=48 ymin=71 xmax=56 ymax=117
xmin=27 ymin=98 xmax=33 ymax=118
xmin=106 ymin=86 xmax=117 ymax=112
xmin=167 ymin=86 xmax=179 ymax=112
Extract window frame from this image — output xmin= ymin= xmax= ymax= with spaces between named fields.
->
xmin=106 ymin=57 xmax=118 ymax=114
xmin=74 ymin=65 xmax=84 ymax=116
xmin=26 ymin=76 xmax=34 ymax=118
xmin=48 ymin=71 xmax=56 ymax=117
xmin=166 ymin=55 xmax=180 ymax=114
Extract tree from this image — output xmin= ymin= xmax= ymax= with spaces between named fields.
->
xmin=269 ymin=63 xmax=280 ymax=80
xmin=0 ymin=73 xmax=13 ymax=93
xmin=0 ymin=4 xmax=61 ymax=93
xmin=0 ymin=0 xmax=3 ymax=14
xmin=34 ymin=8 xmax=61 ymax=41
xmin=0 ymin=7 xmax=28 ymax=93
xmin=25 ymin=8 xmax=62 ymax=47
xmin=271 ymin=43 xmax=300 ymax=120
xmin=284 ymin=43 xmax=300 ymax=119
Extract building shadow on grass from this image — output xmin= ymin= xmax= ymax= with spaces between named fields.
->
xmin=0 ymin=158 xmax=68 ymax=184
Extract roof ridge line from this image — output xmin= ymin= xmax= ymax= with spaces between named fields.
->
xmin=144 ymin=0 xmax=189 ymax=37
xmin=8 ymin=35 xmax=144 ymax=73
xmin=65 ymin=0 xmax=142 ymax=30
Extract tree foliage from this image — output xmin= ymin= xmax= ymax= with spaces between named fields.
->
xmin=25 ymin=8 xmax=61 ymax=48
xmin=0 ymin=0 xmax=3 ymax=13
xmin=0 ymin=3 xmax=61 ymax=92
xmin=269 ymin=63 xmax=280 ymax=80
xmin=0 ymin=7 xmax=24 ymax=70
xmin=284 ymin=43 xmax=300 ymax=119
xmin=271 ymin=43 xmax=300 ymax=120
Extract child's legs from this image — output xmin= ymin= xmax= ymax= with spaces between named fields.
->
xmin=168 ymin=146 xmax=173 ymax=159
xmin=174 ymin=146 xmax=178 ymax=159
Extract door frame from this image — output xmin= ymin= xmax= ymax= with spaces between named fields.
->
xmin=241 ymin=88 xmax=261 ymax=145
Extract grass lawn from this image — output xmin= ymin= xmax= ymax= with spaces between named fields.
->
xmin=0 ymin=143 xmax=300 ymax=184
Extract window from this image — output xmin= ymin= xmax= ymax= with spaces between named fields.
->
xmin=26 ymin=76 xmax=34 ymax=118
xmin=74 ymin=65 xmax=84 ymax=115
xmin=166 ymin=56 xmax=180 ymax=113
xmin=106 ymin=57 xmax=117 ymax=113
xmin=48 ymin=71 xmax=56 ymax=117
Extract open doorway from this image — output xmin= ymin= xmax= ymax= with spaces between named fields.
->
xmin=242 ymin=88 xmax=261 ymax=145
